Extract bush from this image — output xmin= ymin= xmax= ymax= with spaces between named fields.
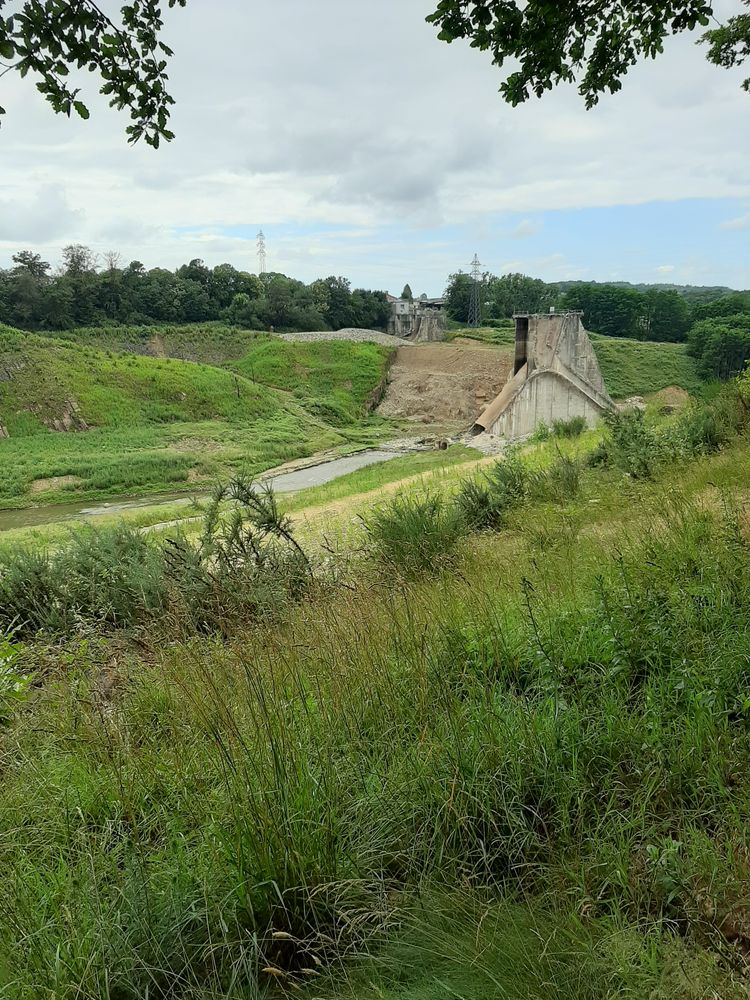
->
xmin=364 ymin=491 xmax=467 ymax=575
xmin=454 ymin=452 xmax=531 ymax=531
xmin=552 ymin=415 xmax=586 ymax=438
xmin=166 ymin=477 xmax=311 ymax=632
xmin=592 ymin=384 xmax=749 ymax=480
xmin=0 ymin=525 xmax=167 ymax=635
xmin=0 ymin=631 xmax=30 ymax=724
xmin=0 ymin=479 xmax=311 ymax=638
xmin=593 ymin=409 xmax=660 ymax=478
xmin=530 ymin=421 xmax=551 ymax=443
xmin=539 ymin=453 xmax=582 ymax=502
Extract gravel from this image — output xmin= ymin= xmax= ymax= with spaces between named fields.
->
xmin=279 ymin=328 xmax=410 ymax=346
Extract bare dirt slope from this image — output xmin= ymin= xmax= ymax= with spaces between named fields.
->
xmin=378 ymin=343 xmax=514 ymax=425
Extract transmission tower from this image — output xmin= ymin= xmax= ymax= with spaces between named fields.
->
xmin=257 ymin=230 xmax=267 ymax=275
xmin=468 ymin=253 xmax=482 ymax=328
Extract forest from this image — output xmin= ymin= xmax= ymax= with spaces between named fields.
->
xmin=4 ymin=246 xmax=750 ymax=381
xmin=0 ymin=247 xmax=391 ymax=333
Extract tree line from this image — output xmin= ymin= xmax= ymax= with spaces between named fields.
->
xmin=0 ymin=247 xmax=391 ymax=333
xmin=445 ymin=271 xmax=750 ymax=380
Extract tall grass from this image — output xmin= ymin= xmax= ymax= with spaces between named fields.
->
xmin=2 ymin=385 xmax=750 ymax=997
xmin=2 ymin=494 xmax=750 ymax=996
xmin=0 ymin=478 xmax=312 ymax=637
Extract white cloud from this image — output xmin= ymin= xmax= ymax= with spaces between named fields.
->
xmin=507 ymin=219 xmax=542 ymax=240
xmin=656 ymin=264 xmax=676 ymax=274
xmin=721 ymin=212 xmax=750 ymax=232
xmin=0 ymin=0 xmax=748 ymax=291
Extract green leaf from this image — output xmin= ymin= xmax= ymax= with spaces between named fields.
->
xmin=73 ymin=100 xmax=90 ymax=120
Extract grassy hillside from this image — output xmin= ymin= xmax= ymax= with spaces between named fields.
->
xmin=0 ymin=326 xmax=391 ymax=507
xmin=0 ymin=326 xmax=285 ymax=433
xmin=44 ymin=322 xmax=264 ymax=365
xmin=230 ymin=337 xmax=393 ymax=425
xmin=590 ymin=332 xmax=703 ymax=397
xmin=3 ymin=398 xmax=750 ymax=997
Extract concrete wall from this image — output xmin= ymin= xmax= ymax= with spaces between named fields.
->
xmin=474 ymin=312 xmax=613 ymax=438
xmin=485 ymin=369 xmax=606 ymax=439
xmin=388 ymin=302 xmax=448 ymax=342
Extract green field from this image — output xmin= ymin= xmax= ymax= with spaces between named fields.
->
xmin=0 ymin=321 xmax=708 ymax=509
xmin=230 ymin=337 xmax=394 ymax=424
xmin=41 ymin=321 xmax=265 ymax=365
xmin=3 ymin=391 xmax=750 ymax=997
xmin=0 ymin=325 xmax=393 ymax=506
xmin=589 ymin=332 xmax=703 ymax=397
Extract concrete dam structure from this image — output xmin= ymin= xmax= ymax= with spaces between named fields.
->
xmin=474 ymin=312 xmax=613 ymax=440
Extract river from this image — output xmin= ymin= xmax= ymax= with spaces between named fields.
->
xmin=0 ymin=449 xmax=402 ymax=533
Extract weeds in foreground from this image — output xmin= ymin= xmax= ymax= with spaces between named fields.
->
xmin=591 ymin=383 xmax=749 ymax=479
xmin=552 ymin=415 xmax=587 ymax=438
xmin=2 ymin=498 xmax=750 ymax=996
xmin=361 ymin=490 xmax=466 ymax=575
xmin=0 ymin=477 xmax=312 ymax=638
xmin=368 ymin=449 xmax=582 ymax=573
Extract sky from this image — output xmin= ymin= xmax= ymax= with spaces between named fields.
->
xmin=1 ymin=0 xmax=749 ymax=296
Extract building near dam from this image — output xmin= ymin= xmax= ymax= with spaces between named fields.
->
xmin=387 ymin=293 xmax=448 ymax=342
xmin=474 ymin=311 xmax=613 ymax=440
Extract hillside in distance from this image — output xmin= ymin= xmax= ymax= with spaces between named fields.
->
xmin=0 ymin=325 xmax=393 ymax=506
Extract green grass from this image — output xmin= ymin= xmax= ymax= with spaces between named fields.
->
xmin=0 ymin=326 xmax=394 ymax=507
xmin=42 ymin=322 xmax=266 ymax=365
xmin=3 ymin=414 xmax=750 ymax=995
xmin=230 ymin=336 xmax=393 ymax=425
xmin=589 ymin=333 xmax=703 ymax=397
xmin=446 ymin=324 xmax=517 ymax=346
xmin=0 ymin=446 xmax=750 ymax=1000
xmin=0 ymin=326 xmax=285 ymax=431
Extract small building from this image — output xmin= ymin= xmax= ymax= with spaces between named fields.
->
xmin=473 ymin=311 xmax=613 ymax=439
xmin=388 ymin=295 xmax=447 ymax=341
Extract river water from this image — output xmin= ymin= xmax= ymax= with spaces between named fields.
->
xmin=0 ymin=449 xmax=402 ymax=534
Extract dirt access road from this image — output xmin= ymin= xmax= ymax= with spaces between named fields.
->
xmin=377 ymin=342 xmax=513 ymax=425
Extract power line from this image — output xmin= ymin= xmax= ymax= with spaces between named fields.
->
xmin=468 ymin=253 xmax=482 ymax=328
xmin=257 ymin=230 xmax=267 ymax=275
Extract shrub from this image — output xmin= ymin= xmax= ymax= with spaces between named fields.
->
xmin=594 ymin=409 xmax=660 ymax=478
xmin=539 ymin=453 xmax=582 ymax=502
xmin=364 ymin=490 xmax=467 ymax=575
xmin=530 ymin=421 xmax=551 ymax=443
xmin=552 ymin=415 xmax=587 ymax=438
xmin=0 ymin=631 xmax=30 ymax=723
xmin=0 ymin=525 xmax=167 ymax=635
xmin=454 ymin=452 xmax=531 ymax=530
xmin=165 ymin=477 xmax=311 ymax=631
xmin=0 ymin=479 xmax=311 ymax=638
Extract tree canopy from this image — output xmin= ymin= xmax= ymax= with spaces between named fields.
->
xmin=2 ymin=2 xmax=748 ymax=144
xmin=0 ymin=246 xmax=391 ymax=332
xmin=0 ymin=0 xmax=186 ymax=146
xmin=427 ymin=1 xmax=750 ymax=106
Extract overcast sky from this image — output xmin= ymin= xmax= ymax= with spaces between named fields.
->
xmin=1 ymin=0 xmax=749 ymax=294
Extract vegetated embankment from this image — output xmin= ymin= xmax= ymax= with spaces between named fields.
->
xmin=2 ymin=383 xmax=750 ymax=997
xmin=0 ymin=325 xmax=392 ymax=507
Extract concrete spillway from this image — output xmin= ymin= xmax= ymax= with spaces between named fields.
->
xmin=474 ymin=312 xmax=614 ymax=440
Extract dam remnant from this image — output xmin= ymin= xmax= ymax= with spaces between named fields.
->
xmin=473 ymin=311 xmax=613 ymax=440
xmin=387 ymin=293 xmax=448 ymax=342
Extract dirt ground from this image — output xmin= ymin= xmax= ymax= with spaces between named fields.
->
xmin=377 ymin=343 xmax=513 ymax=425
